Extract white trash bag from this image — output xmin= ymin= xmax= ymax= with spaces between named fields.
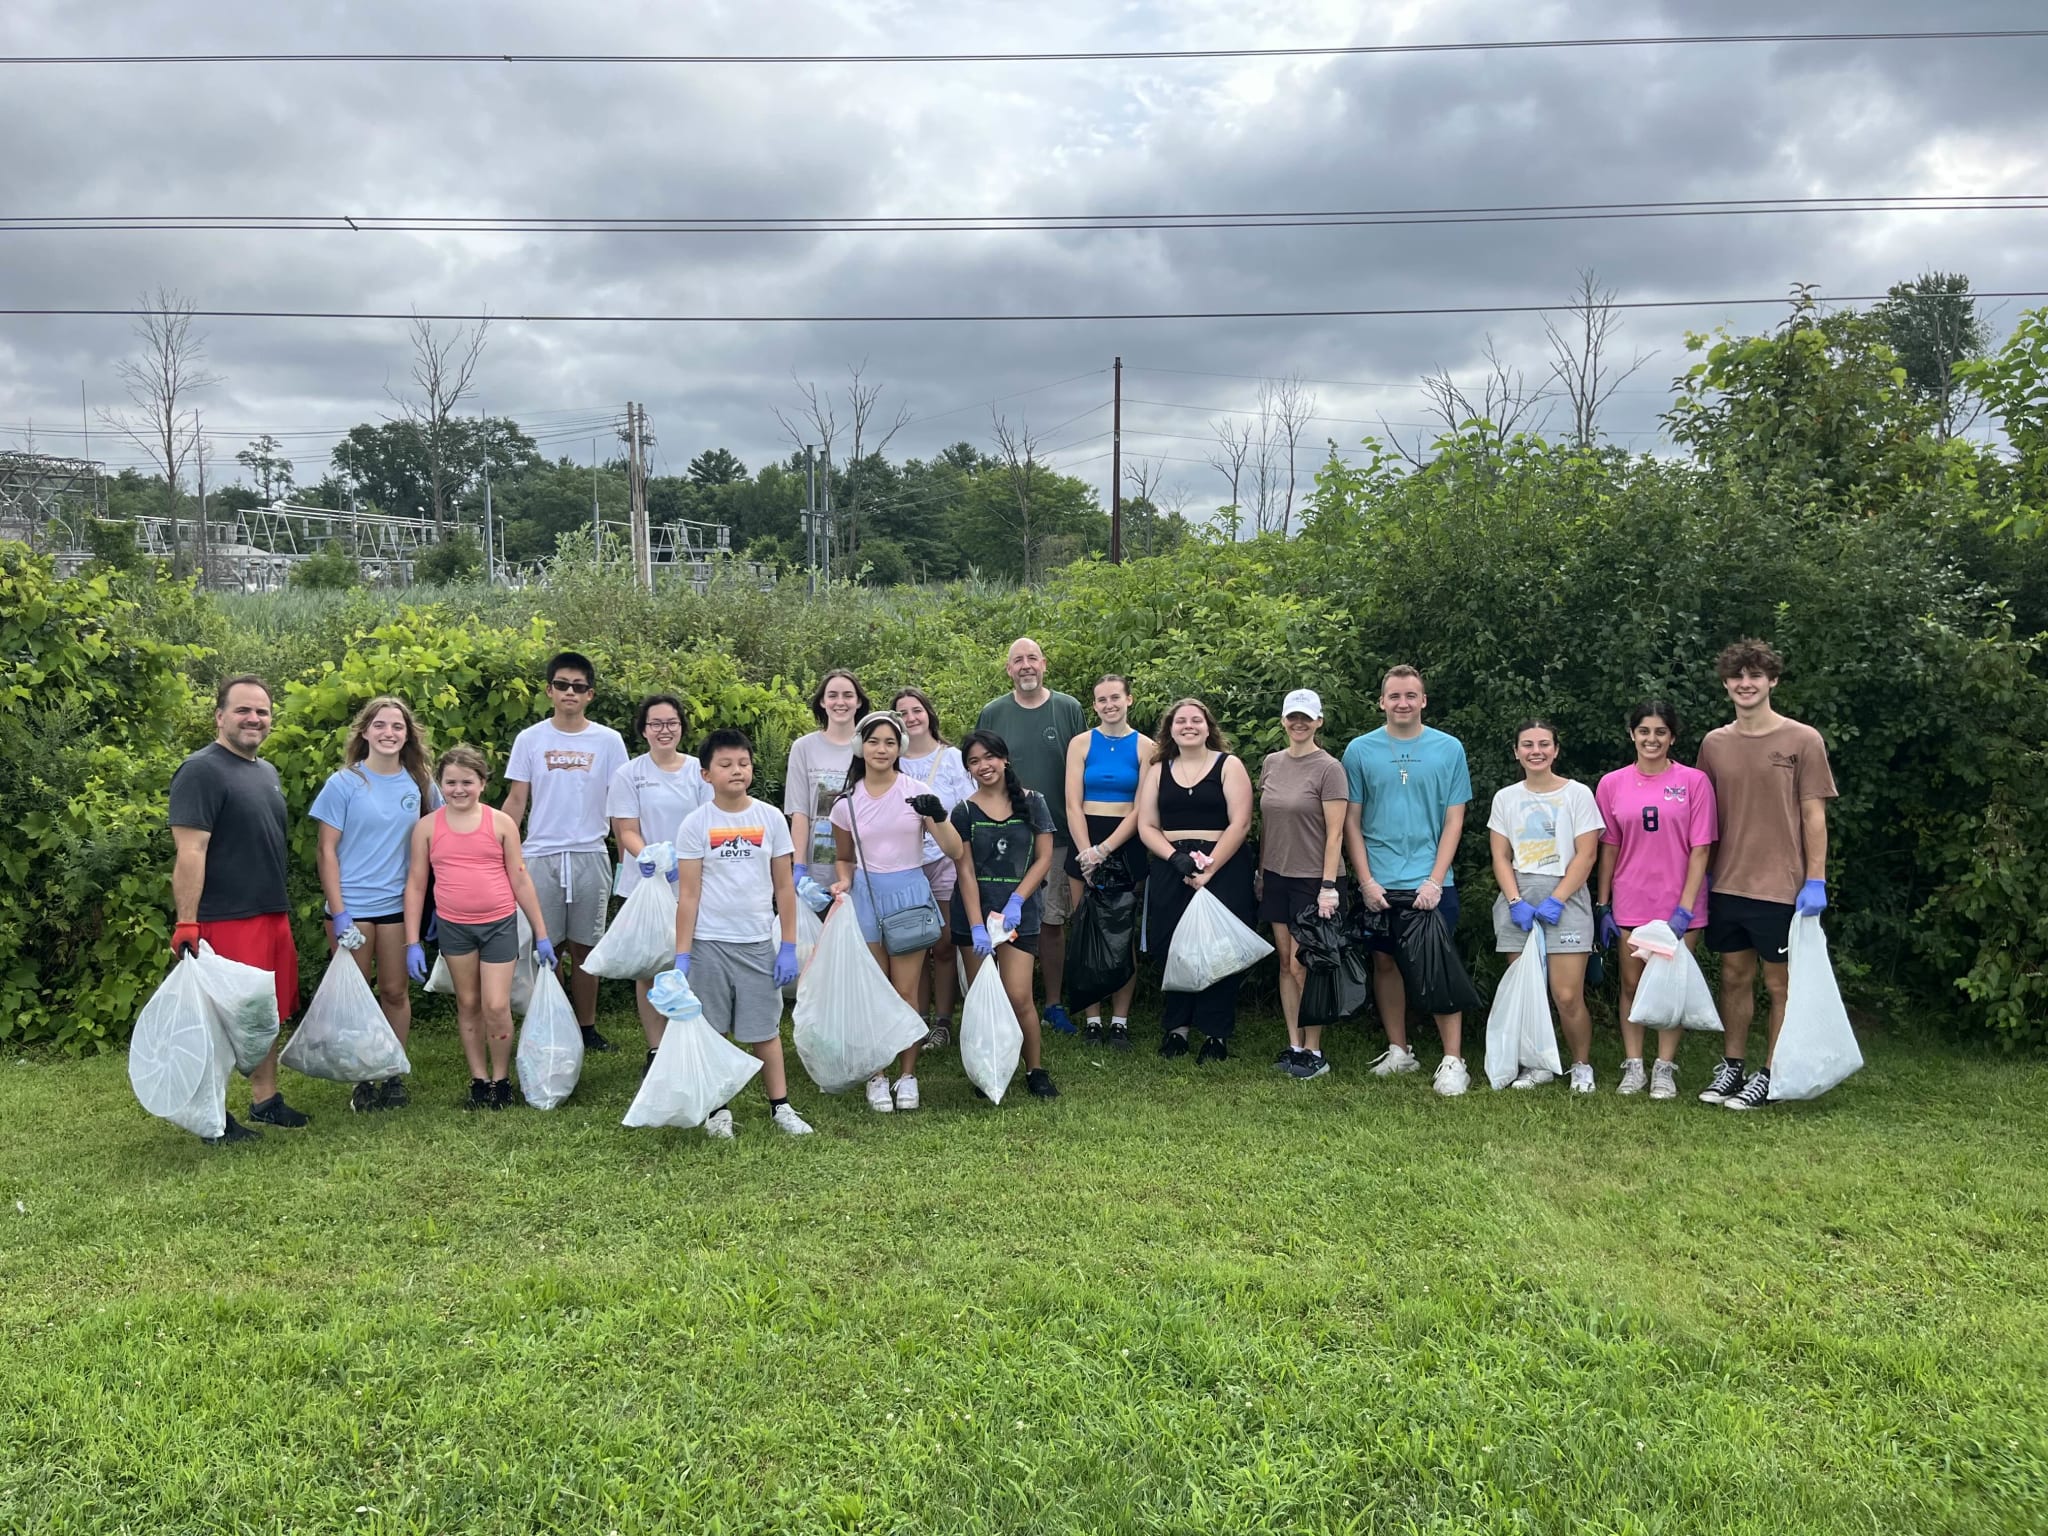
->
xmin=623 ymin=971 xmax=763 ymax=1129
xmin=1484 ymin=926 xmax=1563 ymax=1090
xmin=517 ymin=965 xmax=585 ymax=1109
xmin=1771 ymin=915 xmax=1864 ymax=1101
xmin=1626 ymin=920 xmax=1722 ymax=1031
xmin=429 ymin=909 xmax=538 ymax=1012
xmin=960 ymin=920 xmax=1024 ymax=1103
xmin=581 ymin=848 xmax=679 ymax=979
xmin=1162 ymin=887 xmax=1274 ymax=993
xmin=129 ymin=957 xmax=235 ymax=1139
xmin=188 ymin=941 xmax=281 ymax=1074
xmin=281 ymin=950 xmax=412 ymax=1083
xmin=782 ymin=898 xmax=827 ymax=1002
xmin=792 ymin=897 xmax=929 ymax=1092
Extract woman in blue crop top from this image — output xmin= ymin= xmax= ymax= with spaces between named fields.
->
xmin=1061 ymin=674 xmax=1157 ymax=1046
xmin=1137 ymin=696 xmax=1256 ymax=1062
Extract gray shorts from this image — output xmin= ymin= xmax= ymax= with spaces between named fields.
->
xmin=1039 ymin=845 xmax=1074 ymax=926
xmin=529 ymin=850 xmax=612 ymax=949
xmin=692 ymin=939 xmax=784 ymax=1044
xmin=1493 ymin=871 xmax=1594 ymax=953
xmin=439 ymin=913 xmax=519 ymax=963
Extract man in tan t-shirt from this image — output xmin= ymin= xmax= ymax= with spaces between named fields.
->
xmin=1695 ymin=638 xmax=1838 ymax=1112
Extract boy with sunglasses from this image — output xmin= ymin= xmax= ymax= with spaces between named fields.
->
xmin=502 ymin=650 xmax=630 ymax=1052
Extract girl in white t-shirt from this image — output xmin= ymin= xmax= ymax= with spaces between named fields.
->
xmin=891 ymin=686 xmax=975 ymax=1048
xmin=1486 ymin=718 xmax=1606 ymax=1092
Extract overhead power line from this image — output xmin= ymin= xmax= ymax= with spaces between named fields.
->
xmin=3 ymin=30 xmax=2044 ymax=66
xmin=9 ymin=194 xmax=2042 ymax=236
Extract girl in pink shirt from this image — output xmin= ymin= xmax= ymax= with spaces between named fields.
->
xmin=1594 ymin=701 xmax=1718 ymax=1099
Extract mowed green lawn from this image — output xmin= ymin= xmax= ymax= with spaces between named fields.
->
xmin=2 ymin=998 xmax=2044 ymax=1536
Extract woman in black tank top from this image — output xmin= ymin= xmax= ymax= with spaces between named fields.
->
xmin=1136 ymin=698 xmax=1257 ymax=1059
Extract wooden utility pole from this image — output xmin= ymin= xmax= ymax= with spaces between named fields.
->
xmin=193 ymin=410 xmax=209 ymax=589
xmin=1110 ymin=356 xmax=1123 ymax=564
xmin=624 ymin=402 xmax=652 ymax=591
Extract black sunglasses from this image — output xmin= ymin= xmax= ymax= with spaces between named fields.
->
xmin=549 ymin=678 xmax=593 ymax=694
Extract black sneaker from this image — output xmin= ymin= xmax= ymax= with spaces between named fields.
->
xmin=642 ymin=1049 xmax=659 ymax=1079
xmin=1083 ymin=1020 xmax=1104 ymax=1045
xmin=490 ymin=1078 xmax=516 ymax=1110
xmin=467 ymin=1077 xmax=492 ymax=1111
xmin=1272 ymin=1046 xmax=1301 ymax=1072
xmin=379 ymin=1077 xmax=409 ymax=1109
xmin=1026 ymin=1068 xmax=1060 ymax=1099
xmin=350 ymin=1081 xmax=382 ymax=1114
xmin=206 ymin=1113 xmax=262 ymax=1145
xmin=1724 ymin=1069 xmax=1772 ymax=1111
xmin=1159 ymin=1029 xmax=1190 ymax=1059
xmin=582 ymin=1026 xmax=615 ymax=1054
xmin=1108 ymin=1022 xmax=1132 ymax=1052
xmin=248 ymin=1094 xmax=309 ymax=1128
xmin=1287 ymin=1051 xmax=1332 ymax=1080
xmin=1196 ymin=1036 xmax=1229 ymax=1064
xmin=1699 ymin=1059 xmax=1745 ymax=1105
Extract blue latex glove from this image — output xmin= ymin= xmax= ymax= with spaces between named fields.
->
xmin=422 ymin=912 xmax=438 ymax=945
xmin=1535 ymin=896 xmax=1566 ymax=927
xmin=1508 ymin=899 xmax=1536 ymax=933
xmin=405 ymin=943 xmax=428 ymax=982
xmin=637 ymin=851 xmax=659 ymax=878
xmin=329 ymin=909 xmax=353 ymax=939
xmin=1670 ymin=905 xmax=1694 ymax=938
xmin=773 ymin=942 xmax=799 ymax=987
xmin=1001 ymin=894 xmax=1024 ymax=930
xmin=792 ymin=862 xmax=808 ymax=886
xmin=672 ymin=951 xmax=692 ymax=978
xmin=795 ymin=874 xmax=833 ymax=914
xmin=971 ymin=924 xmax=992 ymax=957
xmin=1796 ymin=879 xmax=1828 ymax=916
xmin=1595 ymin=904 xmax=1620 ymax=948
xmin=534 ymin=937 xmax=558 ymax=968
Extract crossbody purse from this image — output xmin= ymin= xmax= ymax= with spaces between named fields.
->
xmin=843 ymin=783 xmax=946 ymax=956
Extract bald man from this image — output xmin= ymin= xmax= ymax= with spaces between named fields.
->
xmin=976 ymin=637 xmax=1088 ymax=1030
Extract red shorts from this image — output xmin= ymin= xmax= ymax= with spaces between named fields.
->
xmin=199 ymin=912 xmax=302 ymax=1022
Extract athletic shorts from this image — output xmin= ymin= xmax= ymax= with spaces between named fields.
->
xmin=952 ymin=928 xmax=1042 ymax=958
xmin=199 ymin=912 xmax=301 ymax=1022
xmin=1706 ymin=892 xmax=1794 ymax=964
xmin=1038 ymin=848 xmax=1074 ymax=926
xmin=850 ymin=866 xmax=939 ymax=947
xmin=923 ymin=854 xmax=959 ymax=903
xmin=1492 ymin=871 xmax=1594 ymax=953
xmin=691 ymin=939 xmax=784 ymax=1044
xmin=1258 ymin=872 xmax=1328 ymax=927
xmin=351 ymin=912 xmax=404 ymax=928
xmin=438 ymin=913 xmax=519 ymax=964
xmin=1365 ymin=887 xmax=1461 ymax=953
xmin=529 ymin=850 xmax=611 ymax=948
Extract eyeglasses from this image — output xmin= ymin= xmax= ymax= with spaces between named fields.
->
xmin=645 ymin=719 xmax=683 ymax=732
xmin=549 ymin=679 xmax=593 ymax=694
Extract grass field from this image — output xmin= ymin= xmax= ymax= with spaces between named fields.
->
xmin=2 ymin=999 xmax=2044 ymax=1536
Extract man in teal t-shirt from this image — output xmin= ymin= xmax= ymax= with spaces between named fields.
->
xmin=1341 ymin=664 xmax=1473 ymax=1096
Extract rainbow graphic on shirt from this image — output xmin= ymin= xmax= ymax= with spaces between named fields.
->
xmin=708 ymin=825 xmax=767 ymax=854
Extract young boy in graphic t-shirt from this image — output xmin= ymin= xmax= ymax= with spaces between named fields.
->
xmin=671 ymin=728 xmax=812 ymax=1139
xmin=1695 ymin=639 xmax=1838 ymax=1112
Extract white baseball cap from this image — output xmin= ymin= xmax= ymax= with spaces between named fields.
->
xmin=1282 ymin=688 xmax=1323 ymax=719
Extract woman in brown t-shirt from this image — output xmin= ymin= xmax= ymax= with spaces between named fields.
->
xmin=1257 ymin=689 xmax=1351 ymax=1078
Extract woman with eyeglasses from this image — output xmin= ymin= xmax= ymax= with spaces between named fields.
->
xmin=606 ymin=692 xmax=713 ymax=1070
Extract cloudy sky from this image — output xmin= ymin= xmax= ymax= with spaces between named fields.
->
xmin=2 ymin=0 xmax=2043 ymax=515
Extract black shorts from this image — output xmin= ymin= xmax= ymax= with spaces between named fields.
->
xmin=952 ymin=929 xmax=1041 ymax=957
xmin=1258 ymin=873 xmax=1328 ymax=927
xmin=1705 ymin=893 xmax=1794 ymax=963
xmin=354 ymin=912 xmax=404 ymax=927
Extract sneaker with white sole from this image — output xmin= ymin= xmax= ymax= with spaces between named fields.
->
xmin=1616 ymin=1058 xmax=1648 ymax=1096
xmin=1433 ymin=1056 xmax=1470 ymax=1097
xmin=1569 ymin=1062 xmax=1596 ymax=1094
xmin=1699 ymin=1059 xmax=1744 ymax=1104
xmin=771 ymin=1102 xmax=815 ymax=1136
xmin=704 ymin=1108 xmax=737 ymax=1139
xmin=865 ymin=1075 xmax=894 ymax=1113
xmin=1649 ymin=1060 xmax=1679 ymax=1100
xmin=893 ymin=1075 xmax=920 ymax=1111
xmin=1370 ymin=1043 xmax=1421 ymax=1077
xmin=1724 ymin=1069 xmax=1772 ymax=1111
xmin=1510 ymin=1068 xmax=1556 ymax=1090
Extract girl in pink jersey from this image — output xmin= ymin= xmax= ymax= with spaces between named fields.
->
xmin=1593 ymin=701 xmax=1718 ymax=1100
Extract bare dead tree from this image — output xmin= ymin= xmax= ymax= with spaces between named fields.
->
xmin=774 ymin=375 xmax=838 ymax=466
xmin=1418 ymin=337 xmax=1553 ymax=459
xmin=839 ymin=361 xmax=911 ymax=559
xmin=1542 ymin=269 xmax=1654 ymax=450
xmin=98 ymin=287 xmax=222 ymax=572
xmin=389 ymin=310 xmax=489 ymax=531
xmin=1264 ymin=374 xmax=1317 ymax=535
xmin=989 ymin=412 xmax=1044 ymax=583
xmin=1207 ymin=415 xmax=1253 ymax=529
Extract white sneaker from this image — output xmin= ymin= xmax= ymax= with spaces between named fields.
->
xmin=1370 ymin=1043 xmax=1421 ymax=1077
xmin=704 ymin=1108 xmax=736 ymax=1139
xmin=770 ymin=1102 xmax=814 ymax=1136
xmin=1509 ymin=1068 xmax=1556 ymax=1090
xmin=1569 ymin=1062 xmax=1596 ymax=1094
xmin=865 ymin=1075 xmax=894 ymax=1113
xmin=1649 ymin=1060 xmax=1679 ymax=1101
xmin=1616 ymin=1059 xmax=1648 ymax=1096
xmin=1433 ymin=1056 xmax=1469 ymax=1096
xmin=893 ymin=1075 xmax=920 ymax=1111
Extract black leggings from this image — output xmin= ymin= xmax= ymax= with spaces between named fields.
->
xmin=1146 ymin=840 xmax=1256 ymax=1040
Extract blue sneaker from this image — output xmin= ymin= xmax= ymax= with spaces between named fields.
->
xmin=1044 ymin=1003 xmax=1077 ymax=1035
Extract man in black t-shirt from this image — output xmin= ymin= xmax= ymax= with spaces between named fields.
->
xmin=168 ymin=674 xmax=309 ymax=1142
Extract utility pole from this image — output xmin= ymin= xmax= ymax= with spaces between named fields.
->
xmin=1110 ymin=355 xmax=1123 ymax=564
xmin=623 ymin=401 xmax=652 ymax=591
xmin=193 ymin=410 xmax=209 ymax=589
xmin=482 ymin=456 xmax=495 ymax=587
xmin=820 ymin=446 xmax=834 ymax=588
xmin=591 ymin=437 xmax=601 ymax=558
xmin=804 ymin=444 xmax=818 ymax=596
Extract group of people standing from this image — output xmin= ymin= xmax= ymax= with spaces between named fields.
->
xmin=162 ymin=631 xmax=1834 ymax=1144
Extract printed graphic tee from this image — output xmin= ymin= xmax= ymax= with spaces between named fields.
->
xmin=504 ymin=718 xmax=629 ymax=858
xmin=308 ymin=764 xmax=439 ymax=916
xmin=1595 ymin=763 xmax=1718 ymax=926
xmin=1486 ymin=779 xmax=1604 ymax=876
xmin=677 ymin=796 xmax=795 ymax=944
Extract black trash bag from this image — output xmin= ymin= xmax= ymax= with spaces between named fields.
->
xmin=1066 ymin=859 xmax=1139 ymax=1013
xmin=1390 ymin=896 xmax=1483 ymax=1015
xmin=1294 ymin=900 xmax=1375 ymax=1025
